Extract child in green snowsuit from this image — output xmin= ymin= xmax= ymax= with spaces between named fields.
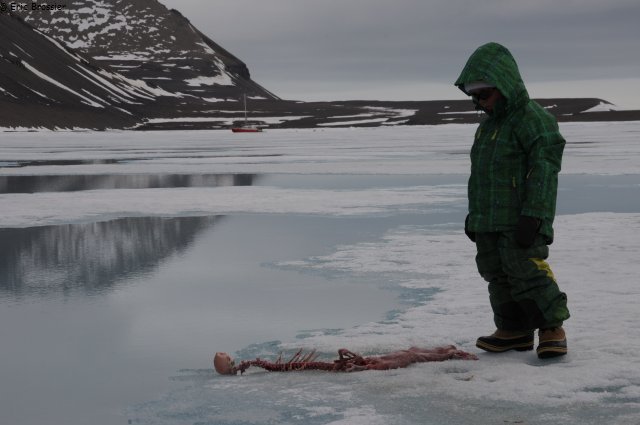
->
xmin=455 ymin=42 xmax=570 ymax=359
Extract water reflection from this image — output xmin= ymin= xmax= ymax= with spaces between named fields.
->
xmin=0 ymin=216 xmax=220 ymax=299
xmin=0 ymin=172 xmax=259 ymax=299
xmin=0 ymin=173 xmax=256 ymax=193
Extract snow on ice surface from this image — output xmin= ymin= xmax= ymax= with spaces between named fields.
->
xmin=0 ymin=184 xmax=464 ymax=228
xmin=130 ymin=215 xmax=640 ymax=424
xmin=1 ymin=122 xmax=639 ymax=176
xmin=1 ymin=122 xmax=640 ymax=424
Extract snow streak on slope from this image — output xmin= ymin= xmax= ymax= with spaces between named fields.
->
xmin=21 ymin=61 xmax=105 ymax=107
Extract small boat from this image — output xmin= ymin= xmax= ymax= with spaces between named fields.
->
xmin=231 ymin=126 xmax=262 ymax=133
xmin=231 ymin=94 xmax=263 ymax=133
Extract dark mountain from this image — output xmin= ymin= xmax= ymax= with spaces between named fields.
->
xmin=16 ymin=0 xmax=278 ymax=102
xmin=0 ymin=12 xmax=166 ymax=129
xmin=2 ymin=1 xmax=639 ymax=130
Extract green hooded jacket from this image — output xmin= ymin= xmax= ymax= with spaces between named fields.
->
xmin=454 ymin=42 xmax=565 ymax=241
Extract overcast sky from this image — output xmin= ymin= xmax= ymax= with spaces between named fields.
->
xmin=159 ymin=0 xmax=640 ymax=108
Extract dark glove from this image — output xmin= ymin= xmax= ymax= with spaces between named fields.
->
xmin=515 ymin=215 xmax=540 ymax=248
xmin=464 ymin=214 xmax=476 ymax=242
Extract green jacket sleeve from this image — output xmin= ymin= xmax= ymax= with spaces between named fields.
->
xmin=516 ymin=107 xmax=565 ymax=221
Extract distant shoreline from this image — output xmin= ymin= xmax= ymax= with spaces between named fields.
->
xmin=3 ymin=97 xmax=640 ymax=131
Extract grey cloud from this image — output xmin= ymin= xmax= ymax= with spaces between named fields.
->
xmin=158 ymin=0 xmax=640 ymax=102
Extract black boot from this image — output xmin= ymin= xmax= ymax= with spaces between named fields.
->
xmin=476 ymin=329 xmax=534 ymax=353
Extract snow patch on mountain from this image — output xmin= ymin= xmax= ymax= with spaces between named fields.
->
xmin=582 ymin=101 xmax=620 ymax=113
xmin=185 ymin=75 xmax=234 ymax=87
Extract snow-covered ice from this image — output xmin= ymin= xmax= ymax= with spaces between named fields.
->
xmin=1 ymin=122 xmax=639 ymax=424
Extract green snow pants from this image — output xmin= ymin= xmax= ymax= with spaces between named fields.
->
xmin=475 ymin=232 xmax=570 ymax=331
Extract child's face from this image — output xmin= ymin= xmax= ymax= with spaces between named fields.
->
xmin=471 ymin=88 xmax=502 ymax=113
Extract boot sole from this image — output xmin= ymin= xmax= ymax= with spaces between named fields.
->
xmin=476 ymin=334 xmax=534 ymax=353
xmin=537 ymin=340 xmax=568 ymax=359
xmin=476 ymin=340 xmax=534 ymax=352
